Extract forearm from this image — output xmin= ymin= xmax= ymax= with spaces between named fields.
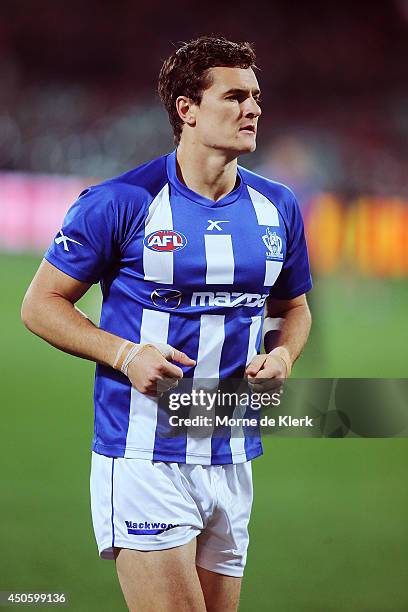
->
xmin=21 ymin=293 xmax=124 ymax=368
xmin=264 ymin=302 xmax=312 ymax=365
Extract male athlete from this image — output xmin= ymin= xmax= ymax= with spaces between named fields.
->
xmin=22 ymin=36 xmax=312 ymax=612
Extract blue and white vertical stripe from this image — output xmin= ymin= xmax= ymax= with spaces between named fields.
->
xmin=45 ymin=150 xmax=311 ymax=465
xmin=122 ymin=179 xmax=281 ymax=464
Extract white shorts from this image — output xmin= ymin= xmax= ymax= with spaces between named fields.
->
xmin=90 ymin=451 xmax=253 ymax=577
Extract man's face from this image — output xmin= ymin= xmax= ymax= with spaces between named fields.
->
xmin=191 ymin=66 xmax=262 ymax=155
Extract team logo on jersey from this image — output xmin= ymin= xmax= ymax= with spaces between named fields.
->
xmin=151 ymin=288 xmax=182 ymax=309
xmin=144 ymin=230 xmax=187 ymax=252
xmin=262 ymin=227 xmax=283 ymax=260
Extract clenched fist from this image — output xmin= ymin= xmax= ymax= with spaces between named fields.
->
xmin=127 ymin=343 xmax=196 ymax=397
xmin=245 ymin=347 xmax=292 ymax=393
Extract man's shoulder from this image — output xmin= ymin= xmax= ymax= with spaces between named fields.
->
xmin=86 ymin=154 xmax=169 ymax=204
xmin=238 ymin=165 xmax=297 ymax=211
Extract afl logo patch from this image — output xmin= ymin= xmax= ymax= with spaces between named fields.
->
xmin=144 ymin=230 xmax=187 ymax=252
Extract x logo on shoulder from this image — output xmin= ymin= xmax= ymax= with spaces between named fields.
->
xmin=54 ymin=230 xmax=83 ymax=252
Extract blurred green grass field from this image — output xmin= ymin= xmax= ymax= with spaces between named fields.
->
xmin=1 ymin=254 xmax=407 ymax=611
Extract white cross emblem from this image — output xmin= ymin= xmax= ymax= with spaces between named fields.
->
xmin=206 ymin=220 xmax=230 ymax=231
xmin=54 ymin=230 xmax=83 ymax=252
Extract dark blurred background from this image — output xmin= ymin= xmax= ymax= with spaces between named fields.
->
xmin=1 ymin=0 xmax=408 ymax=280
xmin=1 ymin=2 xmax=407 ymax=611
xmin=0 ymin=0 xmax=407 ymax=192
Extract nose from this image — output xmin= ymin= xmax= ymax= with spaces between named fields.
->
xmin=244 ymin=96 xmax=262 ymax=118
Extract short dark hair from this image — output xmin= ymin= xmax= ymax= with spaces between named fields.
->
xmin=158 ymin=35 xmax=257 ymax=144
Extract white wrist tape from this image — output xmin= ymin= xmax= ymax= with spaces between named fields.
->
xmin=113 ymin=341 xmax=175 ymax=377
xmin=262 ymin=317 xmax=284 ymax=343
xmin=121 ymin=344 xmax=143 ymax=375
xmin=112 ymin=340 xmax=134 ymax=371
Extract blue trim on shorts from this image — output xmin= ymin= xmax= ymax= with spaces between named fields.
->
xmin=111 ymin=458 xmax=115 ymax=549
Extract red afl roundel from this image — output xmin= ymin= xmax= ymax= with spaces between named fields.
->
xmin=144 ymin=230 xmax=187 ymax=252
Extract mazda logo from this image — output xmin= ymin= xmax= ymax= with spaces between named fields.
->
xmin=151 ymin=288 xmax=183 ymax=309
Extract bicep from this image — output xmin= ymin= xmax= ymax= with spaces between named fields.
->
xmin=265 ymin=293 xmax=309 ymax=317
xmin=24 ymin=259 xmax=92 ymax=304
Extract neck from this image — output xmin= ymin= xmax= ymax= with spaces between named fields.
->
xmin=176 ymin=140 xmax=238 ymax=202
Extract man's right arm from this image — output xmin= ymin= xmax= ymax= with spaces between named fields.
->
xmin=21 ymin=259 xmax=195 ymax=395
xmin=21 ymin=259 xmax=125 ymax=367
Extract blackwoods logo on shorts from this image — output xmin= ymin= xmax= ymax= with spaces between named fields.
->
xmin=125 ymin=521 xmax=180 ymax=535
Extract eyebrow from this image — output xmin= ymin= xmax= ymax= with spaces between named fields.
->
xmin=223 ymin=87 xmax=261 ymax=96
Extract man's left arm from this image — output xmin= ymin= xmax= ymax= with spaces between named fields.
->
xmin=245 ymin=293 xmax=311 ymax=385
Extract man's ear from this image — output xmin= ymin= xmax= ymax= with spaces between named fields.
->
xmin=175 ymin=96 xmax=197 ymax=127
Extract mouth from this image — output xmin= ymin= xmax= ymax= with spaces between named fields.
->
xmin=239 ymin=125 xmax=256 ymax=135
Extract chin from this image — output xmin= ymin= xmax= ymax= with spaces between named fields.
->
xmin=238 ymin=141 xmax=257 ymax=154
xmin=210 ymin=138 xmax=257 ymax=156
xmin=237 ymin=135 xmax=257 ymax=154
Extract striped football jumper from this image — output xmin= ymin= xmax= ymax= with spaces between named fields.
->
xmin=45 ymin=150 xmax=312 ymax=464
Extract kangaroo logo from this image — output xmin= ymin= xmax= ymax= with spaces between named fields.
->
xmin=262 ymin=227 xmax=283 ymax=260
